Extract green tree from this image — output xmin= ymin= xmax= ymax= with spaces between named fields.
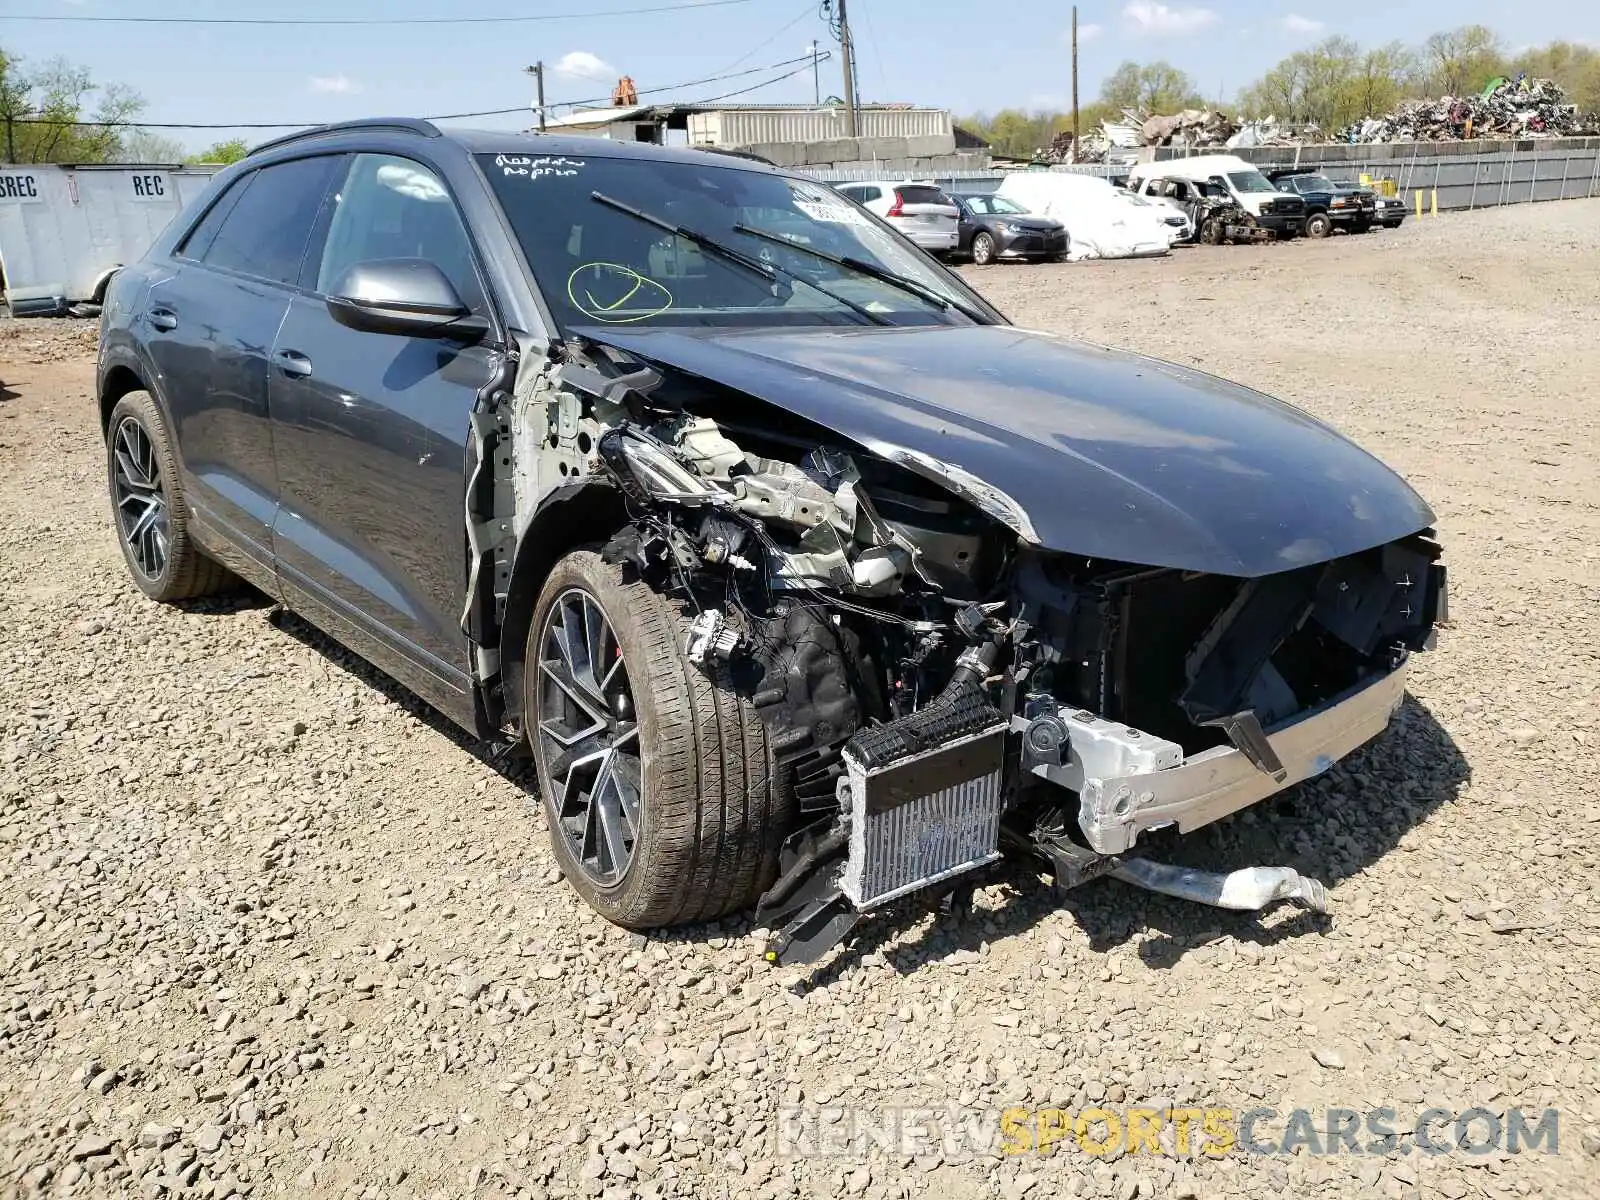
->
xmin=1422 ymin=25 xmax=1505 ymax=96
xmin=1345 ymin=42 xmax=1418 ymax=122
xmin=187 ymin=137 xmax=250 ymax=165
xmin=0 ymin=46 xmax=146 ymax=163
xmin=1239 ymin=36 xmax=1394 ymax=131
xmin=1098 ymin=60 xmax=1204 ymax=113
xmin=1509 ymin=41 xmax=1600 ymax=116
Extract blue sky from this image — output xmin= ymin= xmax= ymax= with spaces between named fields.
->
xmin=3 ymin=0 xmax=1597 ymax=149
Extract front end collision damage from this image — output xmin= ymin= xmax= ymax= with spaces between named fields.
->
xmin=478 ymin=331 xmax=1447 ymax=965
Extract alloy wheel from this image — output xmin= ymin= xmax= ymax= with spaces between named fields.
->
xmin=112 ymin=416 xmax=170 ymax=579
xmin=535 ymin=587 xmax=642 ymax=887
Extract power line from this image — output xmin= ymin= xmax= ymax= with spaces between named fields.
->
xmin=554 ymin=52 xmax=826 ymax=110
xmin=0 ymin=0 xmax=749 ymax=25
xmin=712 ymin=2 xmax=816 ymax=76
xmin=677 ymin=60 xmax=822 ymax=106
xmin=3 ymin=53 xmax=832 ymax=131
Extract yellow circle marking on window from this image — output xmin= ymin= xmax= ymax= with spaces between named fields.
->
xmin=567 ymin=262 xmax=674 ymax=324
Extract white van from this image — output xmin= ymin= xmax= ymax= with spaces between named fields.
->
xmin=1126 ymin=155 xmax=1306 ymax=238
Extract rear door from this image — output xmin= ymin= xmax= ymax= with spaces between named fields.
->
xmin=141 ymin=154 xmax=342 ymax=581
xmin=267 ymin=152 xmax=500 ymax=722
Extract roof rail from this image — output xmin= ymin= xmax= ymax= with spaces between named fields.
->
xmin=247 ymin=117 xmax=443 ymax=157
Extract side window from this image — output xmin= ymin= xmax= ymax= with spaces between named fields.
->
xmin=199 ymin=156 xmax=340 ymax=286
xmin=316 ymin=153 xmax=484 ymax=310
xmin=176 ymin=176 xmax=247 ymax=261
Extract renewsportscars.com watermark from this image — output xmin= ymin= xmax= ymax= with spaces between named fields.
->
xmin=775 ymin=1105 xmax=1563 ymax=1161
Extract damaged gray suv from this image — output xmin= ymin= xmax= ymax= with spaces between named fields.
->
xmin=98 ymin=120 xmax=1447 ymax=964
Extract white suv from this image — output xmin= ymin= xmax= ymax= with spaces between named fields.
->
xmin=834 ymin=181 xmax=959 ymax=253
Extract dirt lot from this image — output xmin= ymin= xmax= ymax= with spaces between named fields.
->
xmin=2 ymin=201 xmax=1597 ymax=1200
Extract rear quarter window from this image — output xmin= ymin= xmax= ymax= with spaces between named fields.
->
xmin=176 ymin=177 xmax=246 ymax=261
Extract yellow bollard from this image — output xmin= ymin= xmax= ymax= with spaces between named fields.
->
xmin=1414 ymin=190 xmax=1423 ymax=218
xmin=1431 ymin=189 xmax=1439 ymax=217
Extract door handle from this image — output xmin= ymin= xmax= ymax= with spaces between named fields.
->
xmin=273 ymin=349 xmax=313 ymax=379
xmin=147 ymin=308 xmax=178 ymax=332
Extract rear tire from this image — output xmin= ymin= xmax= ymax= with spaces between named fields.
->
xmin=525 ymin=549 xmax=791 ymax=928
xmin=970 ymin=232 xmax=996 ymax=265
xmin=105 ymin=390 xmax=236 ymax=602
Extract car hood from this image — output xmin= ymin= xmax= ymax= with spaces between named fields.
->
xmin=576 ymin=323 xmax=1435 ymax=577
xmin=992 ymin=215 xmax=1062 ymax=231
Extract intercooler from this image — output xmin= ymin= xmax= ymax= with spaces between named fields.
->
xmin=837 ymin=691 xmax=1008 ymax=909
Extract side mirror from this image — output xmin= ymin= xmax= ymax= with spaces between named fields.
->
xmin=325 ymin=258 xmax=485 ymax=340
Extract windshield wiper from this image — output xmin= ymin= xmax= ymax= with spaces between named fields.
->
xmin=733 ymin=223 xmax=990 ymax=325
xmin=588 ymin=192 xmax=890 ymax=327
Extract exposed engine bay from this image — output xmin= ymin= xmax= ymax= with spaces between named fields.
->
xmin=492 ymin=338 xmax=1447 ymax=965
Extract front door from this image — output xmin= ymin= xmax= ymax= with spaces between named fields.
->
xmin=267 ymin=152 xmax=500 ymax=720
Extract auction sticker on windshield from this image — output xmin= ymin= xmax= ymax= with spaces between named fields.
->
xmin=789 ymin=181 xmax=867 ymax=226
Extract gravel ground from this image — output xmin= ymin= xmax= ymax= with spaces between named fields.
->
xmin=2 ymin=200 xmax=1598 ymax=1200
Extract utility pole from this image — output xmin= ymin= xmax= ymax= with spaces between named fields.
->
xmin=525 ymin=62 xmax=547 ymax=132
xmin=808 ymin=41 xmax=821 ymax=105
xmin=837 ymin=0 xmax=858 ymax=137
xmin=1071 ymin=6 xmax=1080 ymax=154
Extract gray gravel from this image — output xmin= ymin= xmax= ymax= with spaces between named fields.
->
xmin=3 ymin=200 xmax=1598 ymax=1199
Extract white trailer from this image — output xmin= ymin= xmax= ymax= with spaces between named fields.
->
xmin=0 ymin=162 xmax=221 ymax=315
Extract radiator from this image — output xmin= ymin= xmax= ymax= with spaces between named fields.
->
xmin=838 ymin=718 xmax=1007 ymax=909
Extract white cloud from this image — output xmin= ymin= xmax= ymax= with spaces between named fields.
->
xmin=1077 ymin=22 xmax=1105 ymax=43
xmin=552 ymin=51 xmax=616 ymax=81
xmin=1281 ymin=14 xmax=1326 ymax=35
xmin=308 ymin=75 xmax=363 ymax=95
xmin=1123 ymin=2 xmax=1218 ymax=36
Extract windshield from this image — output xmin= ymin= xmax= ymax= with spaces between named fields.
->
xmin=1227 ymin=171 xmax=1279 ymax=194
xmin=479 ymin=153 xmax=992 ymax=331
xmin=971 ymin=195 xmax=1026 ymax=215
xmin=1293 ymin=175 xmax=1336 ymax=191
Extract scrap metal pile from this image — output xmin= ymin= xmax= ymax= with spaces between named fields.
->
xmin=1338 ymin=76 xmax=1590 ymax=143
xmin=1040 ymin=108 xmax=1238 ymax=165
xmin=1042 ymin=77 xmax=1593 ymax=162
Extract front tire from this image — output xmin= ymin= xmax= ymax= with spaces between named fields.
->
xmin=970 ymin=232 xmax=996 ymax=265
xmin=525 ymin=550 xmax=790 ymax=928
xmin=105 ymin=390 xmax=235 ymax=602
xmin=1305 ymin=211 xmax=1332 ymax=238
